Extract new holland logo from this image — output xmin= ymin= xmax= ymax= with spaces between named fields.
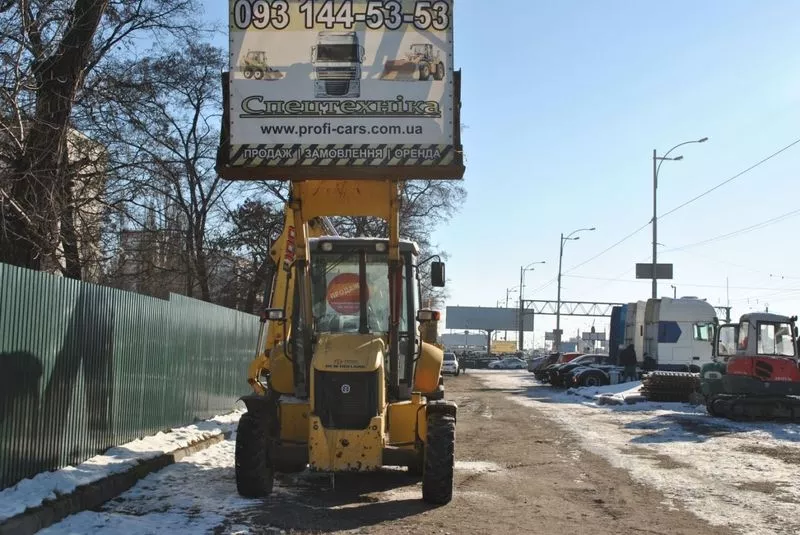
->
xmin=340 ymin=384 xmax=351 ymax=394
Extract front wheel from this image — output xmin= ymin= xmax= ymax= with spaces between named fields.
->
xmin=422 ymin=412 xmax=455 ymax=504
xmin=235 ymin=412 xmax=274 ymax=497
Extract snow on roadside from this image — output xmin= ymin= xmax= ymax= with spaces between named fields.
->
xmin=37 ymin=434 xmax=261 ymax=535
xmin=475 ymin=370 xmax=800 ymax=535
xmin=0 ymin=407 xmax=245 ymax=523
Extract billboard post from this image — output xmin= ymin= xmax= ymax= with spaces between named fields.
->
xmin=218 ymin=0 xmax=464 ymax=181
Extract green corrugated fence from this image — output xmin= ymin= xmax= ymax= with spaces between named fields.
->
xmin=0 ymin=262 xmax=261 ymax=490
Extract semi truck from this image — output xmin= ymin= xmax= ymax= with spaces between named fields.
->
xmin=311 ymin=31 xmax=364 ymax=98
xmin=623 ymin=297 xmax=717 ymax=372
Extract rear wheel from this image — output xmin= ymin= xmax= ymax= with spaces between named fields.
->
xmin=419 ymin=64 xmax=431 ymax=81
xmin=235 ymin=411 xmax=274 ymax=497
xmin=422 ymin=412 xmax=455 ymax=504
xmin=244 ymin=67 xmax=254 ymax=79
xmin=434 ymin=62 xmax=445 ymax=80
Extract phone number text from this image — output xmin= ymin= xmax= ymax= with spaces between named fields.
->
xmin=232 ymin=0 xmax=451 ymax=31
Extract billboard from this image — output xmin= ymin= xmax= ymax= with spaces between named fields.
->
xmin=491 ymin=341 xmax=518 ymax=353
xmin=220 ymin=0 xmax=463 ymax=180
xmin=445 ymin=307 xmax=534 ymax=332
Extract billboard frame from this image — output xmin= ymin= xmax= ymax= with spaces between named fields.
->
xmin=217 ymin=1 xmax=465 ymax=182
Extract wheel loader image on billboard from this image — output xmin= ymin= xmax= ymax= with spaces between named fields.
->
xmin=380 ymin=44 xmax=446 ymax=82
xmin=312 ymin=31 xmax=365 ymax=98
xmin=240 ymin=50 xmax=284 ymax=81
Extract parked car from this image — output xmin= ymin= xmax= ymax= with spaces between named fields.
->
xmin=442 ymin=352 xmax=460 ymax=376
xmin=548 ymin=354 xmax=616 ymax=387
xmin=488 ymin=357 xmax=527 ymax=370
xmin=529 ymin=352 xmax=560 ymax=374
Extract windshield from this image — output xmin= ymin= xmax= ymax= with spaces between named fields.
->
xmin=317 ymin=44 xmax=359 ymax=62
xmin=444 ymin=353 xmax=455 ymax=361
xmin=311 ymin=252 xmax=389 ymax=333
xmin=757 ymin=322 xmax=795 ymax=357
xmin=410 ymin=44 xmax=428 ymax=55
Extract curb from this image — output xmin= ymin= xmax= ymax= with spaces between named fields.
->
xmin=0 ymin=430 xmax=233 ymax=535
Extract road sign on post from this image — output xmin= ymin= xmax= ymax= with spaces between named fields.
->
xmin=635 ymin=263 xmax=673 ymax=280
xmin=581 ymin=332 xmax=606 ymax=341
xmin=218 ymin=0 xmax=464 ymax=181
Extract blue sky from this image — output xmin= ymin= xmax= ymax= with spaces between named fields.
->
xmin=203 ymin=1 xmax=800 ymax=348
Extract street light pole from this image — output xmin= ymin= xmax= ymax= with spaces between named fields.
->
xmin=504 ymin=286 xmax=518 ymax=341
xmin=671 ymin=284 xmax=677 ymax=299
xmin=652 ymin=137 xmax=708 ymax=298
xmin=555 ymin=227 xmax=595 ymax=350
xmin=518 ymin=260 xmax=545 ymax=351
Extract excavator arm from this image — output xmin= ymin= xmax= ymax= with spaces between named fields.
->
xmin=247 ymin=205 xmax=337 ymax=394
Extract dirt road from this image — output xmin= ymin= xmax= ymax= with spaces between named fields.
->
xmin=223 ymin=373 xmax=733 ymax=535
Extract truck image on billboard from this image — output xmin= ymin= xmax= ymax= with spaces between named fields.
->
xmin=222 ymin=0 xmax=462 ymax=180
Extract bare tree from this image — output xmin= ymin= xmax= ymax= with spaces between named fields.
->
xmin=79 ymin=43 xmax=231 ymax=301
xmin=223 ymin=197 xmax=285 ymax=313
xmin=0 ymin=0 xmax=201 ymax=275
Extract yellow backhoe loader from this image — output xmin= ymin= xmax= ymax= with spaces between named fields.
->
xmin=234 ymin=180 xmax=456 ymax=504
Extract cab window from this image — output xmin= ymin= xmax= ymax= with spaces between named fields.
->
xmin=757 ymin=322 xmax=795 ymax=357
xmin=693 ymin=323 xmax=713 ymax=341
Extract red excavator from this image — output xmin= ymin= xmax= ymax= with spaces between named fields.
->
xmin=703 ymin=312 xmax=800 ymax=421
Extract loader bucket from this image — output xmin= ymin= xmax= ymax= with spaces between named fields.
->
xmin=263 ymin=70 xmax=285 ymax=80
xmin=379 ymin=60 xmax=419 ymax=81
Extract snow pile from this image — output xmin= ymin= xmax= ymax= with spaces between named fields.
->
xmin=565 ymin=381 xmax=644 ymax=405
xmin=0 ymin=408 xmax=245 ymax=523
xmin=39 ymin=434 xmax=260 ymax=535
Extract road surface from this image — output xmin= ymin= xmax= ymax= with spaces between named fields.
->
xmin=43 ymin=372 xmax=733 ymax=535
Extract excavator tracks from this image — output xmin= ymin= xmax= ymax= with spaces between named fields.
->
xmin=707 ymin=394 xmax=800 ymax=422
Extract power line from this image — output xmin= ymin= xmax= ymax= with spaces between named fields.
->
xmin=530 ymin=137 xmax=800 ymax=296
xmin=563 ymin=274 xmax=800 ymax=292
xmin=662 ymin=207 xmax=800 ymax=253
xmin=564 ymin=222 xmax=651 ymax=276
xmin=660 ymin=136 xmax=800 ymax=220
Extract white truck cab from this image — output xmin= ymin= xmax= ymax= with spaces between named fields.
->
xmin=311 ymin=31 xmax=365 ymax=98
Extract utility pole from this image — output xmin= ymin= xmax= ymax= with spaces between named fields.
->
xmin=518 ymin=261 xmax=545 ymax=351
xmin=651 ymin=137 xmax=708 ymax=298
xmin=556 ymin=228 xmax=594 ymax=350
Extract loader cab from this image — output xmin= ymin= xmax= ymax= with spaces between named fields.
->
xmin=735 ymin=313 xmax=797 ymax=357
xmin=305 ymin=237 xmax=443 ymax=399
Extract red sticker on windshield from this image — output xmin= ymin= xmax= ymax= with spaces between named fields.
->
xmin=327 ymin=273 xmax=367 ymax=315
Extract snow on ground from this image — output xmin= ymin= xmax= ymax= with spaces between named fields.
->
xmin=474 ymin=370 xmax=800 ymax=535
xmin=37 ymin=433 xmax=264 ymax=535
xmin=0 ymin=408 xmax=245 ymax=523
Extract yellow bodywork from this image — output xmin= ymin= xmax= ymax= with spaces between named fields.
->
xmin=279 ymin=400 xmax=310 ymax=443
xmin=388 ymin=394 xmax=428 ymax=446
xmin=309 ymin=414 xmax=385 ymax=471
xmin=308 ymin=333 xmax=388 ymax=470
xmin=414 ymin=342 xmax=444 ymax=394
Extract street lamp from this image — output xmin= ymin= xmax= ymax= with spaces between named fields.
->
xmin=671 ymin=284 xmax=677 ymax=299
xmin=518 ymin=260 xmax=546 ymax=350
xmin=652 ymin=137 xmax=708 ymax=298
xmin=555 ymin=227 xmax=595 ymax=350
xmin=503 ymin=286 xmax=519 ymax=340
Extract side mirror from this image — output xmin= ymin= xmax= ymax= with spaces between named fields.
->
xmin=311 ymin=46 xmax=317 ymax=63
xmin=262 ymin=308 xmax=286 ymax=322
xmin=359 ymin=46 xmax=365 ymax=62
xmin=431 ymin=261 xmax=445 ymax=287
